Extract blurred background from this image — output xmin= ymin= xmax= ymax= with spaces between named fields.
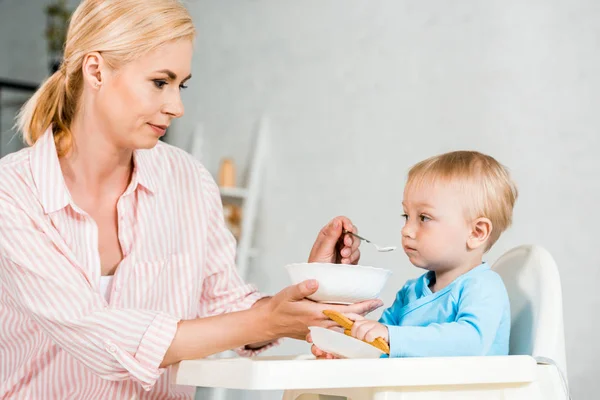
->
xmin=1 ymin=1 xmax=599 ymax=399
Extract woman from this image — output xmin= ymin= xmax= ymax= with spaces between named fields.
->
xmin=0 ymin=1 xmax=381 ymax=398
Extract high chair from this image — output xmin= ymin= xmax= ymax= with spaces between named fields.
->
xmin=175 ymin=245 xmax=570 ymax=400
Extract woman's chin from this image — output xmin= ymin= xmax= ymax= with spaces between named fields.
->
xmin=133 ymin=136 xmax=161 ymax=150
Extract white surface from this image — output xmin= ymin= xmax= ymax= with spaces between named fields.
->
xmin=285 ymin=263 xmax=391 ymax=304
xmin=175 ymin=355 xmax=537 ymax=390
xmin=282 ymin=364 xmax=567 ymax=400
xmin=308 ymin=326 xmax=384 ymax=359
xmin=492 ymin=245 xmax=568 ymax=377
xmin=99 ymin=275 xmax=114 ymax=302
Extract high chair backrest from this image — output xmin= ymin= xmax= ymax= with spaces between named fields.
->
xmin=492 ymin=245 xmax=567 ymax=375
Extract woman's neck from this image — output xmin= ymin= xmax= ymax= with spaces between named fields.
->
xmin=60 ymin=114 xmax=133 ymax=199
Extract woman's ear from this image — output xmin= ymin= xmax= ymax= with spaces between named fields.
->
xmin=467 ymin=217 xmax=492 ymax=251
xmin=82 ymin=51 xmax=105 ymax=89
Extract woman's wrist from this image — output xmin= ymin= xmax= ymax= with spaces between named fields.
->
xmin=250 ymin=295 xmax=279 ymax=340
xmin=160 ymin=305 xmax=276 ymax=367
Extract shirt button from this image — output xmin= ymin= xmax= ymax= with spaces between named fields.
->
xmin=105 ymin=343 xmax=117 ymax=353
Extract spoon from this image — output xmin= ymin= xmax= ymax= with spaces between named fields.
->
xmin=343 ymin=229 xmax=397 ymax=252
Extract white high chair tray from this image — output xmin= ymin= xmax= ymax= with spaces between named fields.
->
xmin=174 ymin=355 xmax=537 ymax=390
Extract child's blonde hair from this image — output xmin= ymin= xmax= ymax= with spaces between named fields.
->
xmin=407 ymin=151 xmax=518 ymax=250
xmin=17 ymin=0 xmax=195 ymax=157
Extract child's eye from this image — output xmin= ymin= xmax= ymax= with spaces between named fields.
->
xmin=153 ymin=80 xmax=167 ymax=89
xmin=401 ymin=213 xmax=408 ymax=221
xmin=420 ymin=214 xmax=431 ymax=222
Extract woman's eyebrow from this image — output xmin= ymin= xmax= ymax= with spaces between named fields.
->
xmin=154 ymin=69 xmax=192 ymax=82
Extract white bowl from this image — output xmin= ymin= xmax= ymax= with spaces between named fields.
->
xmin=309 ymin=326 xmax=385 ymax=359
xmin=285 ymin=262 xmax=391 ymax=304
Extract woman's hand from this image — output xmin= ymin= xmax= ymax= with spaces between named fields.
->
xmin=308 ymin=216 xmax=360 ymax=264
xmin=260 ymin=280 xmax=383 ymax=341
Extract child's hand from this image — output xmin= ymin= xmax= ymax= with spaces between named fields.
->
xmin=346 ymin=313 xmax=389 ymax=344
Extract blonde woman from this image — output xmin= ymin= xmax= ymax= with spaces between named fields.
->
xmin=0 ymin=1 xmax=380 ymax=398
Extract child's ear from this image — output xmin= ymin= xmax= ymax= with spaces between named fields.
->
xmin=467 ymin=217 xmax=492 ymax=251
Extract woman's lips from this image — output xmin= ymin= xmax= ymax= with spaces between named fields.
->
xmin=148 ymin=123 xmax=167 ymax=136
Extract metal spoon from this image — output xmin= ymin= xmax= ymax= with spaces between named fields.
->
xmin=343 ymin=229 xmax=397 ymax=252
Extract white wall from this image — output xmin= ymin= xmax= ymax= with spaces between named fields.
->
xmin=1 ymin=1 xmax=599 ymax=399
xmin=180 ymin=2 xmax=600 ymax=399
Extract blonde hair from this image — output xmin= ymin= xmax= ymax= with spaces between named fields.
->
xmin=407 ymin=151 xmax=518 ymax=250
xmin=17 ymin=0 xmax=195 ymax=157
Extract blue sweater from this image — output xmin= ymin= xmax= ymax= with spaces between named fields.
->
xmin=379 ymin=263 xmax=510 ymax=358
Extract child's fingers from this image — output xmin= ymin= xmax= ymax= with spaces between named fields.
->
xmin=350 ymin=319 xmax=371 ymax=340
xmin=364 ymin=325 xmax=385 ymax=343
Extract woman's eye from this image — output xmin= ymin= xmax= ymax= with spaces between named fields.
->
xmin=153 ymin=80 xmax=167 ymax=89
xmin=179 ymin=84 xmax=188 ymax=90
xmin=401 ymin=213 xmax=408 ymax=221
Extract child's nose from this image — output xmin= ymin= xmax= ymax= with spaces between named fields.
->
xmin=401 ymin=222 xmax=416 ymax=239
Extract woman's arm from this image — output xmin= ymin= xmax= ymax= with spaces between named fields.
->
xmin=162 ymin=277 xmax=383 ymax=366
xmin=161 ymin=301 xmax=271 ymax=366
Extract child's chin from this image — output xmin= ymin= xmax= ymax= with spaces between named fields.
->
xmin=407 ymin=256 xmax=432 ymax=270
xmin=413 ymin=264 xmax=434 ymax=271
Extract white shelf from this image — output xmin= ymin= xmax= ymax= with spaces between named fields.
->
xmin=219 ymin=186 xmax=248 ymax=205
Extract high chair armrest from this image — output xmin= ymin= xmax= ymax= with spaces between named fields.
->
xmin=174 ymin=355 xmax=537 ymax=390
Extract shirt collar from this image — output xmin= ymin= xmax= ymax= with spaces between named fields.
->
xmin=29 ymin=127 xmax=71 ymax=214
xmin=420 ymin=262 xmax=489 ymax=296
xmin=131 ymin=148 xmax=159 ymax=195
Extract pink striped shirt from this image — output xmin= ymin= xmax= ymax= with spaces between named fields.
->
xmin=0 ymin=128 xmax=269 ymax=399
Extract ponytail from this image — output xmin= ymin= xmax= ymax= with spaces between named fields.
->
xmin=17 ymin=67 xmax=76 ymax=157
